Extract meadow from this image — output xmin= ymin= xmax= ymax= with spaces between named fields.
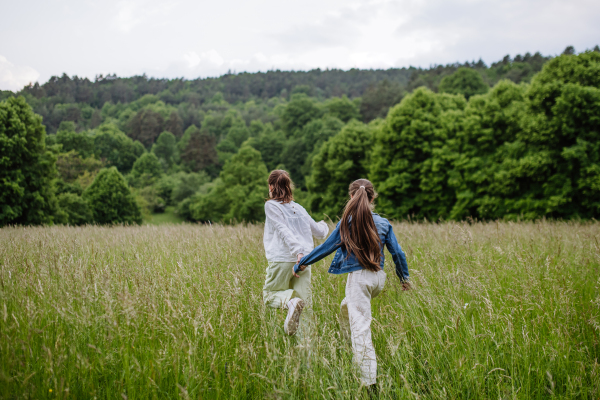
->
xmin=0 ymin=221 xmax=599 ymax=399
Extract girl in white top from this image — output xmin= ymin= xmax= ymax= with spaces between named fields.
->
xmin=263 ymin=170 xmax=329 ymax=336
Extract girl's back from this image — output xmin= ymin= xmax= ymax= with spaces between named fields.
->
xmin=264 ymin=200 xmax=327 ymax=262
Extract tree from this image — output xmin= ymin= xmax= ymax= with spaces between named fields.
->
xmin=516 ymin=51 xmax=600 ymax=218
xmin=281 ymin=94 xmax=323 ymax=136
xmin=324 ymin=95 xmax=361 ymax=122
xmin=359 ymin=80 xmax=404 ymax=122
xmin=0 ymin=96 xmax=59 ymax=226
xmin=54 ymin=122 xmax=95 ymax=157
xmin=216 ymin=116 xmax=250 ymax=160
xmin=93 ymin=123 xmax=145 ymax=173
xmin=56 ymin=150 xmax=104 ymax=183
xmin=369 ymin=87 xmax=466 ymax=220
xmin=131 ymin=152 xmax=163 ymax=180
xmin=247 ymin=125 xmax=286 ymax=171
xmin=151 ymin=131 xmax=177 ymax=166
xmin=306 ymin=120 xmax=374 ymax=218
xmin=127 ymin=109 xmax=164 ymax=148
xmin=170 ymin=171 xmax=210 ymax=204
xmin=84 ymin=167 xmax=142 ymax=224
xmin=57 ymin=192 xmax=92 ymax=225
xmin=189 ymin=144 xmax=268 ymax=223
xmin=281 ymin=115 xmax=344 ymax=188
xmin=448 ymin=80 xmax=529 ymax=219
xmin=180 ymin=125 xmax=219 ymax=174
xmin=438 ymin=68 xmax=489 ymax=99
xmin=164 ymin=111 xmax=183 ymax=138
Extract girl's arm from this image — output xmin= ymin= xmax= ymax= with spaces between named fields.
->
xmin=293 ymin=223 xmax=341 ymax=273
xmin=265 ymin=202 xmax=305 ymax=258
xmin=385 ymin=224 xmax=410 ymax=282
xmin=308 ymin=217 xmax=329 ymax=239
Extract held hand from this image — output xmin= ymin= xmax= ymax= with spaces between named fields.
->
xmin=293 ymin=253 xmax=304 ymax=278
xmin=293 ymin=264 xmax=307 ymax=278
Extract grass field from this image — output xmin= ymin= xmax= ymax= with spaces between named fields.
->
xmin=1 ymin=221 xmax=599 ymax=399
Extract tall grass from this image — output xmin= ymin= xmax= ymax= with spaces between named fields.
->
xmin=0 ymin=221 xmax=598 ymax=399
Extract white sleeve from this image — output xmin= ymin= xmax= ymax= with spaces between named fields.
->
xmin=265 ymin=202 xmax=304 ymax=257
xmin=309 ymin=218 xmax=329 ymax=240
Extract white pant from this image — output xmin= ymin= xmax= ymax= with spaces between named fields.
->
xmin=263 ymin=262 xmax=312 ymax=340
xmin=340 ymin=269 xmax=386 ymax=386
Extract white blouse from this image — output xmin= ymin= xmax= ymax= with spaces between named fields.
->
xmin=263 ymin=200 xmax=329 ymax=262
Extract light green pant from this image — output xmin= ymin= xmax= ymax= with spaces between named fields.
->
xmin=263 ymin=261 xmax=312 ymax=339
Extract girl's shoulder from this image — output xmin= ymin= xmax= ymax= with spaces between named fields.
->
xmin=266 ymin=200 xmax=302 ymax=213
xmin=265 ymin=199 xmax=285 ymax=206
xmin=265 ymin=199 xmax=283 ymax=211
xmin=289 ymin=200 xmax=303 ymax=209
xmin=290 ymin=201 xmax=310 ymax=215
xmin=372 ymin=213 xmax=392 ymax=232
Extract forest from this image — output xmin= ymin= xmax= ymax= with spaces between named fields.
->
xmin=1 ymin=46 xmax=599 ymax=226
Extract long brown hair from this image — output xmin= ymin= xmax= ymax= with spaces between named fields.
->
xmin=268 ymin=170 xmax=294 ymax=203
xmin=340 ymin=179 xmax=381 ymax=271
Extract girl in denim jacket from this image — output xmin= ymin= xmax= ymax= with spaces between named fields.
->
xmin=294 ymin=179 xmax=409 ymax=390
xmin=263 ymin=170 xmax=329 ymax=337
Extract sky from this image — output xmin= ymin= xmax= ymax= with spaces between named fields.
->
xmin=1 ymin=0 xmax=599 ymax=91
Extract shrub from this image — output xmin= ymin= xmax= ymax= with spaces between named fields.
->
xmin=84 ymin=167 xmax=142 ymax=224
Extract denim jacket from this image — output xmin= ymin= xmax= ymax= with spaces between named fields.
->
xmin=294 ymin=213 xmax=409 ymax=282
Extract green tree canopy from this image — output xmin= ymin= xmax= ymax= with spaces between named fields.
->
xmin=324 ymin=95 xmax=361 ymax=123
xmin=93 ymin=123 xmax=145 ymax=173
xmin=281 ymin=94 xmax=323 ymax=136
xmin=189 ymin=144 xmax=268 ymax=223
xmin=170 ymin=171 xmax=210 ymax=204
xmin=439 ymin=68 xmax=489 ymax=99
xmin=56 ymin=150 xmax=104 ymax=183
xmin=306 ymin=120 xmax=374 ymax=218
xmin=359 ymin=80 xmax=404 ymax=122
xmin=247 ymin=125 xmax=286 ymax=171
xmin=370 ymin=87 xmax=466 ymax=220
xmin=281 ymin=115 xmax=344 ymax=188
xmin=0 ymin=96 xmax=59 ymax=226
xmin=151 ymin=131 xmax=177 ymax=166
xmin=83 ymin=167 xmax=142 ymax=224
xmin=57 ymin=192 xmax=92 ymax=225
xmin=179 ymin=125 xmax=219 ymax=175
xmin=53 ymin=122 xmax=95 ymax=158
xmin=131 ymin=152 xmax=163 ymax=180
xmin=517 ymin=51 xmax=600 ymax=218
xmin=216 ymin=115 xmax=250 ymax=161
xmin=127 ymin=108 xmax=165 ymax=148
xmin=448 ymin=80 xmax=529 ymax=219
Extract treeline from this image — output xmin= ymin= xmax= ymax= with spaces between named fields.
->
xmin=1 ymin=48 xmax=569 ymax=135
xmin=1 ymin=47 xmax=599 ymax=226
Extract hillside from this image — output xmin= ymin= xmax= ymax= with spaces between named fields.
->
xmin=1 ymin=46 xmax=600 ymax=227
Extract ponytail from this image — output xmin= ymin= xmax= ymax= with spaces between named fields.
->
xmin=339 ymin=179 xmax=382 ymax=271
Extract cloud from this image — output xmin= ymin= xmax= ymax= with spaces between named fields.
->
xmin=160 ymin=51 xmax=313 ymax=80
xmin=267 ymin=0 xmax=600 ymax=71
xmin=272 ymin=2 xmax=381 ymax=51
xmin=112 ymin=0 xmax=177 ymax=33
xmin=0 ymin=56 xmax=40 ymax=91
xmin=113 ymin=1 xmax=144 ymax=33
xmin=390 ymin=0 xmax=600 ymax=66
xmin=180 ymin=50 xmax=225 ymax=72
xmin=2 ymin=0 xmax=599 ymax=84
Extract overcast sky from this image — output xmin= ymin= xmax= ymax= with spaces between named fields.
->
xmin=1 ymin=0 xmax=599 ymax=91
